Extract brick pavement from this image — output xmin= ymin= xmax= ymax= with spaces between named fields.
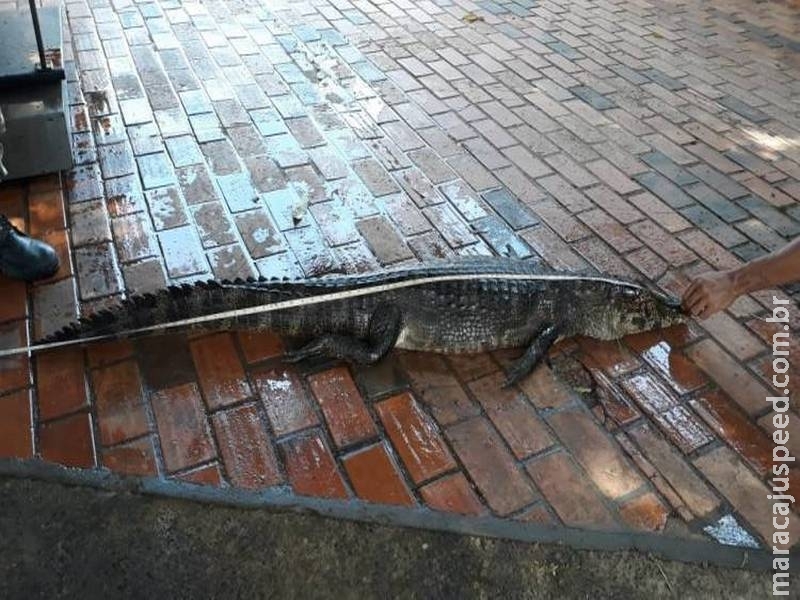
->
xmin=1 ymin=0 xmax=800 ymax=553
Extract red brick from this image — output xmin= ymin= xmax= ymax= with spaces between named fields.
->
xmin=280 ymin=430 xmax=348 ymax=499
xmin=0 ymin=389 xmax=32 ymax=458
xmin=309 ymin=367 xmax=377 ymax=448
xmin=469 ymin=372 xmax=554 ymax=459
xmin=376 ymin=392 xmax=456 ymax=484
xmin=0 ymin=278 xmax=28 ymax=324
xmin=747 ymin=319 xmax=800 ymax=371
xmin=591 ymin=369 xmax=641 ymax=426
xmin=212 ymin=403 xmax=282 ymax=489
xmin=615 ymin=432 xmax=687 ymax=516
xmin=586 ymin=159 xmax=640 ymax=195
xmin=39 ymin=412 xmax=95 ymax=468
xmin=751 ymin=355 xmax=800 ymax=409
xmin=237 ymin=330 xmax=284 ymax=363
xmin=574 ymin=237 xmax=638 ymax=280
xmin=531 ymin=198 xmax=590 ymax=241
xmin=585 ymin=185 xmax=643 ymax=224
xmin=624 ymin=322 xmax=701 ymax=353
xmin=628 ymin=424 xmax=719 ymax=518
xmin=190 ymin=333 xmax=252 ymax=409
xmin=577 ymin=336 xmax=639 ymax=377
xmin=517 ymin=364 xmax=573 ymax=410
xmin=28 ymin=188 xmax=66 ymax=236
xmin=526 ymin=451 xmax=617 ymax=528
xmin=628 ymin=220 xmax=695 ymax=266
xmin=740 ymin=176 xmax=794 ymax=207
xmin=37 ymin=228 xmax=72 ymax=282
xmin=0 ymin=185 xmax=25 ymax=226
xmin=578 ymin=209 xmax=641 ymax=253
xmin=546 ymin=408 xmax=644 ymax=499
xmin=343 ymin=443 xmax=415 ymax=506
xmin=689 ymin=390 xmax=773 ymax=475
xmin=621 ymin=372 xmax=713 ymax=453
xmin=397 ymin=352 xmax=479 ymax=425
xmin=36 ymin=348 xmax=87 ymax=421
xmin=446 ymin=416 xmax=537 ymax=516
xmin=176 ymin=463 xmax=223 ymax=486
xmin=252 ymin=367 xmax=319 ymax=437
xmin=758 ymin=411 xmax=800 ymax=459
xmin=520 ymin=225 xmax=589 ymax=272
xmin=419 ymin=473 xmax=486 ymax=515
xmin=695 ymin=447 xmax=800 ymax=549
xmin=102 ymin=436 xmax=158 ymax=476
xmin=92 ymin=360 xmax=149 ymax=445
xmin=626 ymin=247 xmax=667 ymax=280
xmin=678 ymin=230 xmax=740 ymax=271
xmin=152 ymin=382 xmax=215 ymax=472
xmin=625 ymin=335 xmax=707 ymax=395
xmin=86 ymin=339 xmax=134 ymax=368
xmin=628 ymin=192 xmax=688 ymax=233
xmin=515 ymin=504 xmax=557 ymax=525
xmin=698 ymin=312 xmax=764 ymax=362
xmin=0 ymin=321 xmax=30 ymax=395
xmin=618 ymin=492 xmax=669 ymax=532
xmin=686 ymin=339 xmax=771 ymax=415
xmin=445 ymin=353 xmax=499 ymax=382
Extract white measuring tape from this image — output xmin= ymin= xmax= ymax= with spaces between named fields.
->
xmin=0 ymin=272 xmax=644 ymax=358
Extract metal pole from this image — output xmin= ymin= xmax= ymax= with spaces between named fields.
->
xmin=28 ymin=0 xmax=49 ymax=72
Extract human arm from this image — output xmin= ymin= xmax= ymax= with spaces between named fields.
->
xmin=682 ymin=237 xmax=800 ymax=319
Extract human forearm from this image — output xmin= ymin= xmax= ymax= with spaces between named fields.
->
xmin=683 ymin=237 xmax=800 ymax=319
xmin=727 ymin=237 xmax=800 ymax=294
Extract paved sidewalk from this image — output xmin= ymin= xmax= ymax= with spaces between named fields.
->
xmin=0 ymin=0 xmax=799 ymax=558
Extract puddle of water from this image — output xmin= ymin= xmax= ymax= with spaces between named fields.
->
xmin=703 ymin=514 xmax=760 ymax=548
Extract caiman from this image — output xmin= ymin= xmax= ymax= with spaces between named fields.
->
xmin=27 ymin=257 xmax=686 ymax=386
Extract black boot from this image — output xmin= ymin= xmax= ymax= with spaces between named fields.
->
xmin=0 ymin=214 xmax=59 ymax=282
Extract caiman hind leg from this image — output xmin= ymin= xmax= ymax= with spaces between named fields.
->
xmin=503 ymin=324 xmax=560 ymax=388
xmin=284 ymin=305 xmax=402 ymax=365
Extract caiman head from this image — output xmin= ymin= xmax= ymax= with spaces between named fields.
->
xmin=578 ymin=280 xmax=687 ymax=340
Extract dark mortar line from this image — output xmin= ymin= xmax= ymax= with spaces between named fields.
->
xmin=0 ymin=458 xmax=788 ymax=572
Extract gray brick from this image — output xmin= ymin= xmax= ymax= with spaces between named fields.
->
xmin=482 ymin=188 xmax=538 ymax=230
xmin=472 ymin=215 xmax=534 ymax=259
xmin=422 ymin=204 xmax=476 ymax=248
xmin=717 ymin=96 xmax=770 ymax=124
xmin=679 ymin=205 xmax=748 ymax=248
xmin=641 ymin=151 xmax=697 ymax=186
xmin=735 ymin=218 xmax=788 ymax=251
xmin=689 ymin=164 xmax=750 ymax=199
xmin=570 ymin=85 xmax=616 ymax=110
xmin=684 ymin=182 xmax=748 ymax=223
xmin=642 ymin=68 xmax=686 ymax=91
xmin=633 ymin=172 xmax=694 ymax=209
xmin=737 ymin=195 xmax=800 ymax=237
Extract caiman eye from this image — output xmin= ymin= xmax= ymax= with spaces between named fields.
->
xmin=622 ymin=288 xmax=639 ymax=299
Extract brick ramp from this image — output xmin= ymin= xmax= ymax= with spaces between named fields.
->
xmin=0 ymin=0 xmax=799 ymax=565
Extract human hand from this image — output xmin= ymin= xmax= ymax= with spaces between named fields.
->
xmin=682 ymin=271 xmax=738 ymax=319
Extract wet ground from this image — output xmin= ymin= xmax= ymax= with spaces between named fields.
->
xmin=0 ymin=0 xmax=799 ymax=592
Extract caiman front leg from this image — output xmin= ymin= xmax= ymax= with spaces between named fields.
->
xmin=504 ymin=324 xmax=560 ymax=388
xmin=284 ymin=305 xmax=402 ymax=365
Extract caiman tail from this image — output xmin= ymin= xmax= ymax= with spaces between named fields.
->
xmin=30 ymin=278 xmax=332 ymax=356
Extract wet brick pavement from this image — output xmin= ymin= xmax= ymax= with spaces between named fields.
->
xmin=1 ymin=0 xmax=800 ymax=553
